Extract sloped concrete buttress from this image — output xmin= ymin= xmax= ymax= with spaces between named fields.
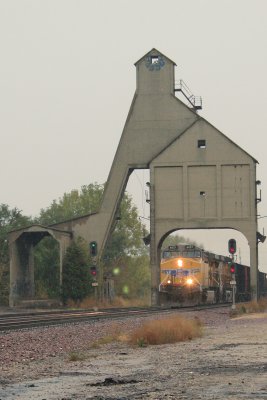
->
xmin=60 ymin=50 xmax=199 ymax=256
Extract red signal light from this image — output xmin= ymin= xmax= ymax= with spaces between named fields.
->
xmin=230 ymin=263 xmax=235 ymax=274
xmin=90 ymin=266 xmax=97 ymax=276
xmin=228 ymin=239 xmax=236 ymax=255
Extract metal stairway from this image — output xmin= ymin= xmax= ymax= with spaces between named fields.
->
xmin=175 ymin=79 xmax=202 ymax=110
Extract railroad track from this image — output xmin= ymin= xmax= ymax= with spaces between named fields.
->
xmin=0 ymin=303 xmax=231 ymax=332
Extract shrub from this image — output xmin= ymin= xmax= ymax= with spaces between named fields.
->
xmin=234 ymin=298 xmax=267 ymax=316
xmin=68 ymin=351 xmax=86 ymax=361
xmin=62 ymin=241 xmax=93 ymax=304
xmin=129 ymin=315 xmax=203 ymax=346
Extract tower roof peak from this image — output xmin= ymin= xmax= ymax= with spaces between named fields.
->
xmin=134 ymin=48 xmax=177 ymax=66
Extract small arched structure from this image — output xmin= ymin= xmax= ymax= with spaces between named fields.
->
xmin=9 ymin=225 xmax=72 ymax=307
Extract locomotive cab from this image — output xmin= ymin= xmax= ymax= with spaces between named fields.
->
xmin=160 ymin=244 xmax=233 ymax=305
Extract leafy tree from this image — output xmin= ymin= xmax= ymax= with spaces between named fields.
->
xmin=37 ymin=183 xmax=104 ymax=225
xmin=103 ymin=193 xmax=148 ymax=262
xmin=0 ymin=204 xmax=32 ymax=265
xmin=111 ymin=254 xmax=150 ymax=299
xmin=37 ymin=182 xmax=148 ymax=257
xmin=34 ymin=236 xmax=60 ymax=298
xmin=62 ymin=240 xmax=93 ymax=304
xmin=35 ymin=183 xmax=148 ymax=298
xmin=162 ymin=234 xmax=203 ymax=250
xmin=31 ymin=182 xmax=149 ymax=301
xmin=0 ymin=204 xmax=32 ymax=304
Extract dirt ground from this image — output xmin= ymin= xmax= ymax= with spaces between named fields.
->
xmin=0 ymin=309 xmax=267 ymax=399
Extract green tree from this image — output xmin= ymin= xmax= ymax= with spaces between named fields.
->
xmin=111 ymin=254 xmax=150 ymax=300
xmin=162 ymin=234 xmax=203 ymax=250
xmin=34 ymin=236 xmax=60 ymax=298
xmin=0 ymin=204 xmax=32 ymax=265
xmin=62 ymin=240 xmax=92 ymax=304
xmin=34 ymin=183 xmax=149 ymax=301
xmin=103 ymin=193 xmax=148 ymax=262
xmin=0 ymin=204 xmax=32 ymax=304
xmin=37 ymin=183 xmax=104 ymax=225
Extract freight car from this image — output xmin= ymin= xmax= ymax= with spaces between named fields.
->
xmin=159 ymin=244 xmax=267 ymax=305
xmin=231 ymin=263 xmax=267 ymax=300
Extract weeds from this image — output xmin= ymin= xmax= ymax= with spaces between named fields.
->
xmin=68 ymin=351 xmax=87 ymax=362
xmin=233 ymin=298 xmax=267 ymax=316
xmin=66 ymin=295 xmax=150 ymax=310
xmin=129 ymin=315 xmax=203 ymax=346
xmin=89 ymin=322 xmax=128 ymax=348
xmin=87 ymin=316 xmax=203 ymax=349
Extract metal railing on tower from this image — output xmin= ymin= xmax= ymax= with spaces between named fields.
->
xmin=175 ymin=79 xmax=202 ymax=111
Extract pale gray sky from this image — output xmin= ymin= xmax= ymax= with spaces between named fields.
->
xmin=1 ymin=0 xmax=267 ymax=270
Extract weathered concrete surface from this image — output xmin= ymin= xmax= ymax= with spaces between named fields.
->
xmin=0 ymin=311 xmax=266 ymax=399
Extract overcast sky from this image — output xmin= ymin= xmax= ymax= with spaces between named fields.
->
xmin=1 ymin=0 xmax=267 ymax=271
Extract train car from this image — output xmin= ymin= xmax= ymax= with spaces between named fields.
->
xmin=259 ymin=271 xmax=267 ymax=298
xmin=234 ymin=263 xmax=250 ymax=301
xmin=160 ymin=244 xmax=233 ymax=305
xmin=160 ymin=244 xmax=267 ymax=305
xmin=235 ymin=264 xmax=267 ymax=300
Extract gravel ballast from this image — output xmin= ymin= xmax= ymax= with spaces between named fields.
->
xmin=0 ymin=307 xmax=267 ymax=399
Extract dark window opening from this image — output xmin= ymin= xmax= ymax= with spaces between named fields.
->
xmin=198 ymin=139 xmax=206 ymax=149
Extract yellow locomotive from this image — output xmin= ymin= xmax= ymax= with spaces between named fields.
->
xmin=160 ymin=244 xmax=233 ymax=304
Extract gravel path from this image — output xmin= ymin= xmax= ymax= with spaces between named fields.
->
xmin=0 ymin=307 xmax=267 ymax=399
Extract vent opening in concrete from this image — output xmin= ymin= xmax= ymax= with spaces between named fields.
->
xmin=198 ymin=139 xmax=206 ymax=148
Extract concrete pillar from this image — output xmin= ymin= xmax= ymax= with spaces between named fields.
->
xmin=249 ymin=234 xmax=258 ymax=300
xmin=59 ymin=241 xmax=63 ymax=287
xmin=150 ymin=172 xmax=160 ymax=306
xmin=58 ymin=236 xmax=72 ymax=288
xmin=28 ymin=244 xmax=35 ymax=297
xmin=9 ymin=241 xmax=21 ymax=307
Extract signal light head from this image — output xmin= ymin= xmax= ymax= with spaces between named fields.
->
xmin=228 ymin=239 xmax=236 ymax=255
xmin=229 ymin=263 xmax=235 ymax=274
xmin=89 ymin=241 xmax=98 ymax=256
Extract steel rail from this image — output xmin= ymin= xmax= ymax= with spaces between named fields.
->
xmin=0 ymin=304 xmax=230 ymax=332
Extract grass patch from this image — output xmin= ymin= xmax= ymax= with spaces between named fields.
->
xmin=66 ymin=295 xmax=150 ymax=310
xmin=68 ymin=351 xmax=87 ymax=362
xmin=90 ymin=335 xmax=117 ymax=349
xmin=89 ymin=322 xmax=128 ymax=348
xmin=129 ymin=315 xmax=203 ymax=346
xmin=233 ymin=298 xmax=267 ymax=316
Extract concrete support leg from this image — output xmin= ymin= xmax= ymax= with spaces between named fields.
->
xmin=28 ymin=244 xmax=35 ymax=297
xmin=9 ymin=241 xmax=21 ymax=307
xmin=151 ymin=264 xmax=159 ymax=306
xmin=59 ymin=242 xmax=63 ymax=288
xmin=149 ymin=174 xmax=160 ymax=307
xmin=249 ymin=236 xmax=258 ymax=300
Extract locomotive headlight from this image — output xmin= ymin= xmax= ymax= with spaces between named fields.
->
xmin=177 ymin=259 xmax=183 ymax=267
xmin=167 ymin=279 xmax=171 ymax=284
xmin=186 ymin=278 xmax=193 ymax=285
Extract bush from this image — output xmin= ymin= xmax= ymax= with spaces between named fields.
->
xmin=129 ymin=315 xmax=203 ymax=346
xmin=68 ymin=351 xmax=87 ymax=362
xmin=62 ymin=241 xmax=93 ymax=304
xmin=235 ymin=298 xmax=267 ymax=315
